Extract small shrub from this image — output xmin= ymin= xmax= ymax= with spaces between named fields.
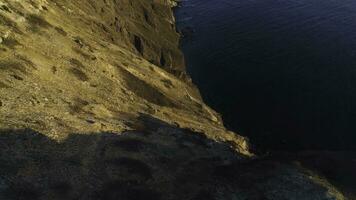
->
xmin=69 ymin=98 xmax=89 ymax=114
xmin=69 ymin=58 xmax=85 ymax=69
xmin=72 ymin=47 xmax=92 ymax=60
xmin=0 ymin=60 xmax=27 ymax=74
xmin=54 ymin=26 xmax=67 ymax=36
xmin=27 ymin=14 xmax=51 ymax=32
xmin=12 ymin=74 xmax=23 ymax=80
xmin=2 ymin=37 xmax=21 ymax=48
xmin=69 ymin=68 xmax=89 ymax=81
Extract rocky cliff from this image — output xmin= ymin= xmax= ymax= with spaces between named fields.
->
xmin=0 ymin=0 xmax=349 ymax=199
xmin=0 ymin=0 xmax=248 ymax=152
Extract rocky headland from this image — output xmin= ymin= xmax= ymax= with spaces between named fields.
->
xmin=0 ymin=0 xmax=352 ymax=199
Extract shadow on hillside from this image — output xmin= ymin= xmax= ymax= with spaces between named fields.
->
xmin=295 ymin=151 xmax=356 ymax=200
xmin=0 ymin=115 xmax=243 ymax=200
xmin=0 ymin=115 xmax=352 ymax=200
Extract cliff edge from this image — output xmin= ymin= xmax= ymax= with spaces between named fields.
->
xmin=0 ymin=0 xmax=347 ymax=199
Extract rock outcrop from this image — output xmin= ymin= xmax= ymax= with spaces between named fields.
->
xmin=0 ymin=0 xmax=348 ymax=199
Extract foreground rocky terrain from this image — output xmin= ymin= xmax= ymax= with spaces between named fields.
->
xmin=0 ymin=0 xmax=352 ymax=199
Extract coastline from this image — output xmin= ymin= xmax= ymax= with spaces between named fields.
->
xmin=173 ymin=1 xmax=356 ymax=198
xmin=0 ymin=0 xmax=351 ymax=199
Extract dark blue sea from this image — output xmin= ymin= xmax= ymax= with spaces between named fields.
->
xmin=175 ymin=0 xmax=356 ymax=151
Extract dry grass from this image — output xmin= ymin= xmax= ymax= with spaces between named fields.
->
xmin=26 ymin=14 xmax=52 ymax=32
xmin=1 ymin=37 xmax=20 ymax=48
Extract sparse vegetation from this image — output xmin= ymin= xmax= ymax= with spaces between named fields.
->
xmin=11 ymin=74 xmax=23 ymax=80
xmin=68 ymin=58 xmax=88 ymax=81
xmin=70 ymin=58 xmax=86 ymax=69
xmin=0 ymin=81 xmax=9 ymax=88
xmin=72 ymin=47 xmax=93 ymax=60
xmin=0 ymin=5 xmax=11 ymax=13
xmin=161 ymin=78 xmax=174 ymax=88
xmin=0 ymin=60 xmax=27 ymax=74
xmin=51 ymin=66 xmax=57 ymax=74
xmin=0 ymin=1 xmax=349 ymax=200
xmin=69 ymin=98 xmax=89 ymax=114
xmin=0 ymin=14 xmax=22 ymax=33
xmin=54 ymin=26 xmax=67 ymax=36
xmin=69 ymin=67 xmax=89 ymax=81
xmin=27 ymin=14 xmax=52 ymax=32
xmin=1 ymin=37 xmax=21 ymax=48
xmin=133 ymin=35 xmax=144 ymax=54
xmin=160 ymin=52 xmax=166 ymax=66
xmin=119 ymin=67 xmax=175 ymax=107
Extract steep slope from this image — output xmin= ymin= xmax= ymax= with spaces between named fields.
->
xmin=0 ymin=0 xmax=347 ymax=199
xmin=0 ymin=0 xmax=248 ymax=152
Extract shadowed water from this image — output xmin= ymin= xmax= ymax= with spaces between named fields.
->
xmin=175 ymin=0 xmax=356 ymax=150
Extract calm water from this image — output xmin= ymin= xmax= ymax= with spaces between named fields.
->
xmin=175 ymin=0 xmax=356 ymax=151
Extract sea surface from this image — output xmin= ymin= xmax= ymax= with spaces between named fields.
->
xmin=175 ymin=0 xmax=356 ymax=151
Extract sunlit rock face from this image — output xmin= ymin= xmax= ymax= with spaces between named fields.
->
xmin=0 ymin=0 xmax=247 ymax=151
xmin=0 ymin=0 xmax=348 ymax=199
